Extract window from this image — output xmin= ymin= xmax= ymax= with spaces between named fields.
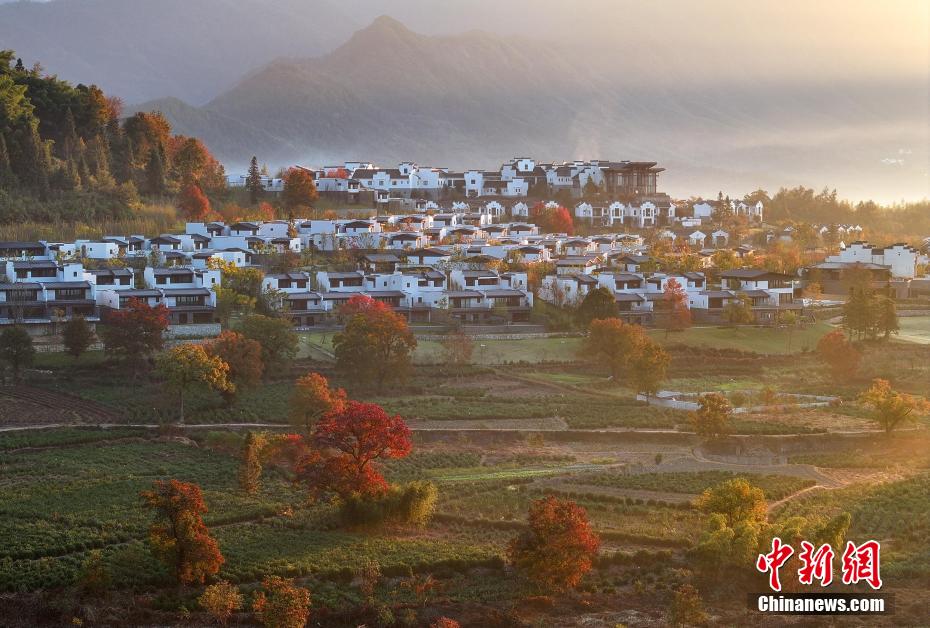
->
xmin=55 ymin=288 xmax=85 ymax=300
xmin=175 ymin=295 xmax=204 ymax=306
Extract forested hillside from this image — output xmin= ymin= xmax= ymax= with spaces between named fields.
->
xmin=0 ymin=50 xmax=226 ymax=235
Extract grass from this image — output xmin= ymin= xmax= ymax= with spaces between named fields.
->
xmin=895 ymin=316 xmax=930 ymax=345
xmin=302 ymin=331 xmax=583 ymax=365
xmin=651 ymin=321 xmax=834 ymax=355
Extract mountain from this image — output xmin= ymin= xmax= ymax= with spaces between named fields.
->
xmin=128 ymin=16 xmax=927 ymax=201
xmin=0 ymin=0 xmax=362 ymax=104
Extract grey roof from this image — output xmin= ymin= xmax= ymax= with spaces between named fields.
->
xmin=613 ymin=293 xmax=645 ymax=302
xmin=162 ymin=288 xmax=211 ymax=297
xmin=44 ymin=281 xmax=90 ymax=289
xmin=13 ymin=260 xmax=56 ymax=268
xmin=0 ymin=241 xmax=45 ymax=250
xmin=444 ymin=290 xmax=483 ymax=298
xmin=480 ymin=289 xmax=525 ymax=298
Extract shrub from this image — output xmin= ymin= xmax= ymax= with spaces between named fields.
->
xmin=341 ymin=481 xmax=438 ymax=527
xmin=668 ymin=584 xmax=708 ymax=626
xmin=252 ymin=576 xmax=311 ymax=628
xmin=199 ymin=581 xmax=243 ymax=625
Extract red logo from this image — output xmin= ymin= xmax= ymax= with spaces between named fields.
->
xmin=756 ymin=538 xmax=882 ymax=591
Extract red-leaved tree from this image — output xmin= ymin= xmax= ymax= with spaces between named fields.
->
xmin=507 ymin=496 xmax=600 ymax=591
xmin=296 ymin=401 xmax=412 ymax=499
xmin=140 ymin=480 xmax=224 ymax=585
xmin=100 ymin=298 xmax=169 ymax=372
xmin=178 ymin=182 xmax=211 ymax=220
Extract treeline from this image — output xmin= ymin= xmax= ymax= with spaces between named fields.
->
xmin=0 ymin=50 xmax=224 ymax=225
xmin=754 ymin=186 xmax=930 ymax=239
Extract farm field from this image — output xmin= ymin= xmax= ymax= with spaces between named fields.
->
xmin=4 ymin=331 xmax=930 ymax=625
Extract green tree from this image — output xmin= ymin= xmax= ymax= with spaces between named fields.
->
xmin=246 ymin=155 xmax=263 ymax=204
xmin=62 ymin=316 xmax=95 ymax=360
xmin=576 ymin=287 xmax=617 ymax=326
xmin=238 ymin=431 xmax=267 ymax=495
xmin=144 ymin=145 xmax=166 ymax=195
xmin=236 ymin=314 xmax=298 ymax=373
xmin=0 ymin=326 xmax=35 ymax=382
xmin=875 ymin=295 xmax=898 ymax=340
xmin=723 ymin=294 xmax=754 ymax=326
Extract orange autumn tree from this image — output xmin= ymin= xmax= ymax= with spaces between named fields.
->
xmin=178 ymin=182 xmax=211 ymax=220
xmin=296 ymin=401 xmax=412 ymax=499
xmin=663 ymin=277 xmax=692 ymax=335
xmin=140 ymin=480 xmax=223 ymax=585
xmin=282 ymin=167 xmax=318 ymax=211
xmin=289 ymin=371 xmax=347 ymax=433
xmin=508 ymin=496 xmax=600 ymax=591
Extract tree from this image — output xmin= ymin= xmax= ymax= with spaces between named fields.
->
xmin=282 ymin=167 xmax=318 ymax=211
xmin=580 ymin=318 xmax=646 ymax=383
xmin=238 ymin=431 xmax=267 ymax=495
xmin=155 ymin=344 xmax=233 ymax=424
xmin=816 ymin=330 xmax=860 ymax=381
xmin=780 ymin=310 xmax=798 ymax=352
xmin=289 ymin=372 xmax=347 ymax=433
xmin=236 ymin=314 xmax=298 ymax=373
xmin=62 ymin=315 xmax=95 ymax=360
xmin=576 ymin=287 xmax=617 ymax=326
xmin=696 ymin=478 xmax=767 ymax=527
xmin=99 ymin=298 xmax=169 ymax=372
xmin=333 ymin=295 xmax=417 ymax=391
xmin=296 ymin=401 xmax=412 ymax=499
xmin=246 ymin=156 xmax=263 ymax=204
xmin=690 ymin=392 xmax=732 ymax=439
xmin=144 ymin=146 xmax=166 ymax=195
xmin=668 ymin=584 xmax=708 ymax=627
xmin=441 ymin=328 xmax=474 ymax=368
xmin=206 ymin=331 xmax=264 ymax=405
xmin=663 ymin=277 xmax=691 ymax=335
xmin=178 ymin=182 xmax=211 ymax=221
xmin=859 ymin=378 xmax=929 ymax=434
xmin=507 ymin=496 xmax=600 ymax=592
xmin=252 ymin=576 xmax=311 ymax=628
xmin=199 ymin=581 xmax=243 ymax=625
xmin=875 ymin=295 xmax=898 ymax=340
xmin=723 ymin=294 xmax=754 ymax=326
xmin=0 ymin=326 xmax=35 ymax=382
xmin=140 ymin=480 xmax=223 ymax=585
xmin=629 ymin=339 xmax=670 ymax=403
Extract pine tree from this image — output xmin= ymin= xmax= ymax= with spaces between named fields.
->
xmin=112 ymin=134 xmax=133 ymax=184
xmin=145 ymin=146 xmax=166 ymax=196
xmin=14 ymin=58 xmax=25 ymax=73
xmin=63 ymin=108 xmax=81 ymax=162
xmin=247 ymin=156 xmax=263 ymax=204
xmin=0 ymin=134 xmax=15 ymax=187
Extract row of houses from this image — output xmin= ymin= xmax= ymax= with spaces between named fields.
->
xmin=539 ymin=265 xmax=801 ymax=326
xmin=303 ymin=157 xmax=672 ymax=207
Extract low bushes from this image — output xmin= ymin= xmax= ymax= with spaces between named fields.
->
xmin=341 ymin=481 xmax=438 ymax=527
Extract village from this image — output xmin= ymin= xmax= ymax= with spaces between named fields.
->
xmin=1 ymin=157 xmax=926 ymax=340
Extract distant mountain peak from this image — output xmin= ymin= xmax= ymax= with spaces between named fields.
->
xmin=339 ymin=14 xmax=421 ymax=50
